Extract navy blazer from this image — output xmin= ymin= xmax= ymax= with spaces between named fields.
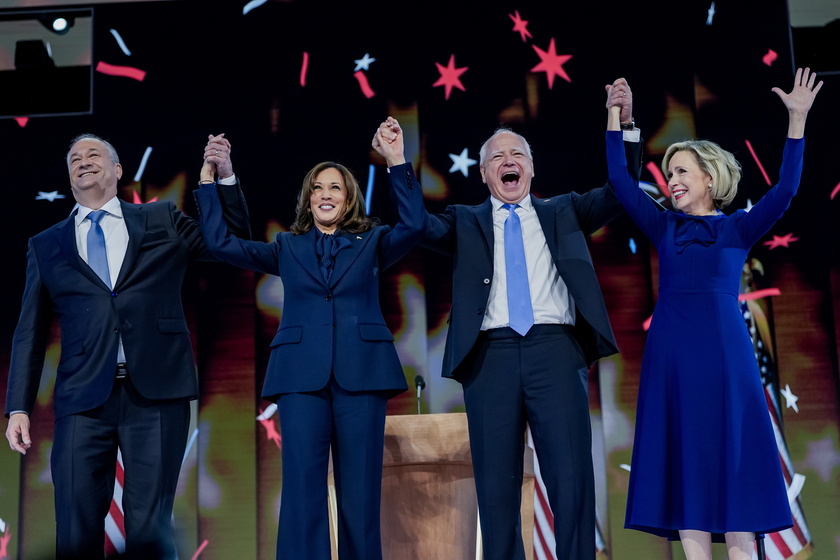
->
xmin=5 ymin=183 xmax=251 ymax=420
xmin=417 ymin=139 xmax=643 ymax=379
xmin=194 ymin=164 xmax=425 ymax=400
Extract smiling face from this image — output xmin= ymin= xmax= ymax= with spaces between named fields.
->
xmin=479 ymin=131 xmax=534 ymax=205
xmin=67 ymin=138 xmax=122 ymax=208
xmin=666 ymin=150 xmax=716 ymax=215
xmin=309 ymin=167 xmax=347 ymax=233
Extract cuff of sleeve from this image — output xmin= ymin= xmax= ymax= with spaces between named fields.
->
xmin=622 ymin=128 xmax=641 ymax=142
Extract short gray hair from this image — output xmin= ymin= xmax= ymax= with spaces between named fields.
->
xmin=478 ymin=126 xmax=533 ymax=166
xmin=67 ymin=133 xmax=120 ymax=164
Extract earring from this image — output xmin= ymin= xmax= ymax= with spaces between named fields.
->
xmin=708 ymin=184 xmax=713 ymax=190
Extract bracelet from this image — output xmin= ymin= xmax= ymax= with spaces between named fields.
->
xmin=198 ymin=179 xmax=215 ymax=185
xmin=620 ymin=120 xmax=636 ymax=130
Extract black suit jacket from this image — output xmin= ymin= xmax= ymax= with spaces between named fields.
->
xmin=421 ymin=139 xmax=643 ymax=379
xmin=5 ymin=184 xmax=250 ymax=419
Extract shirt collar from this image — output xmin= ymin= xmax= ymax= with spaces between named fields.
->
xmin=490 ymin=194 xmax=533 ymax=213
xmin=74 ymin=196 xmax=123 ymax=225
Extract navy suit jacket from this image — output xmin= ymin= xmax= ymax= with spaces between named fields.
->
xmin=194 ymin=164 xmax=425 ymax=400
xmin=419 ymin=139 xmax=643 ymax=379
xmin=5 ymin=184 xmax=250 ymax=420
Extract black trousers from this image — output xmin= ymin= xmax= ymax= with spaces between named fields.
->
xmin=51 ymin=377 xmax=190 ymax=560
xmin=461 ymin=324 xmax=596 ymax=560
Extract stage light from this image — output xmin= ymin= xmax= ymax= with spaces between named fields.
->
xmin=36 ymin=14 xmax=75 ymax=35
xmin=52 ymin=17 xmax=69 ymax=33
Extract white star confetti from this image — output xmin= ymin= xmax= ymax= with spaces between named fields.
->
xmin=36 ymin=191 xmax=65 ymax=202
xmin=354 ymin=53 xmax=376 ymax=72
xmin=448 ymin=147 xmax=477 ymax=177
xmin=780 ymin=383 xmax=799 ymax=413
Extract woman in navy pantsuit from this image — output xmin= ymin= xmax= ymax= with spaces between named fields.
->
xmin=194 ymin=126 xmax=425 ymax=559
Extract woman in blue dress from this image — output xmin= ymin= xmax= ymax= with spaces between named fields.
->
xmin=604 ymin=68 xmax=822 ymax=560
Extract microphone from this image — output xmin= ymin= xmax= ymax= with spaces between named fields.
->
xmin=414 ymin=375 xmax=426 ymax=414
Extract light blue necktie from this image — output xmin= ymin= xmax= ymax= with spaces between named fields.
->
xmin=502 ymin=204 xmax=534 ymax=336
xmin=87 ymin=209 xmax=111 ymax=289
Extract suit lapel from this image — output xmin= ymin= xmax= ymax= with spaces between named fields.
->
xmin=475 ymin=199 xmax=494 ymax=254
xmin=532 ymin=194 xmax=559 ymax=259
xmin=329 ymin=231 xmax=366 ymax=287
xmin=288 ymin=229 xmax=327 ymax=287
xmin=116 ymin=202 xmax=146 ymax=287
xmin=57 ymin=210 xmax=104 ymax=286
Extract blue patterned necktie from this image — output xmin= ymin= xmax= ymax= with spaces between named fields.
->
xmin=87 ymin=209 xmax=111 ymax=289
xmin=502 ymin=204 xmax=533 ymax=336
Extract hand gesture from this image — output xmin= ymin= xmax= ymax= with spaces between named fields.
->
xmin=6 ymin=412 xmax=31 ymax=455
xmin=204 ymin=133 xmax=234 ymax=179
xmin=604 ymin=77 xmax=633 ymax=125
xmin=372 ymin=116 xmax=406 ymax=167
xmin=772 ymin=67 xmax=823 ymax=138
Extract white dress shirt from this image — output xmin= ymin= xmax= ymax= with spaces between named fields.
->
xmin=74 ymin=196 xmax=129 ymax=362
xmin=481 ymin=195 xmax=575 ymax=331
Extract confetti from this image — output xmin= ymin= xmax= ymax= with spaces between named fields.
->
xmin=300 ymin=51 xmax=309 ymax=87
xmin=96 ymin=61 xmax=146 ymax=81
xmin=133 ymin=146 xmax=153 ymax=182
xmin=432 ymin=54 xmax=468 ymax=100
xmin=190 ymin=539 xmax=209 ymax=560
xmin=762 ymin=49 xmax=778 ymax=67
xmin=744 ymin=139 xmax=772 ymax=186
xmin=763 ymin=233 xmax=799 ymax=249
xmin=353 ymin=71 xmax=375 ymax=99
xmin=645 ymin=161 xmax=669 ymax=198
xmin=353 ymin=53 xmax=375 ymax=72
xmin=109 ymin=29 xmax=132 ymax=56
xmin=509 ymin=10 xmax=532 ymax=42
xmin=243 ymin=0 xmax=268 ymax=15
xmin=738 ymin=288 xmax=781 ymax=301
xmin=14 ymin=117 xmax=28 ymax=128
xmin=36 ymin=191 xmax=65 ymax=201
xmin=531 ymin=38 xmax=572 ymax=88
xmin=448 ymin=148 xmax=477 ymax=177
xmin=830 ymin=182 xmax=840 ymax=200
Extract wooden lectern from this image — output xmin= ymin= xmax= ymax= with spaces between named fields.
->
xmin=328 ymin=412 xmax=535 ymax=559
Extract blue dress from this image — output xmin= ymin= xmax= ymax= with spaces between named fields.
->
xmin=606 ymin=130 xmax=798 ymax=539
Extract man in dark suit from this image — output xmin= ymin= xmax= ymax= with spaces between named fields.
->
xmin=378 ymin=79 xmax=641 ymax=559
xmin=4 ymin=133 xmax=249 ymax=559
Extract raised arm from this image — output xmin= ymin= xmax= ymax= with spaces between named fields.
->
xmin=771 ymin=67 xmax=823 ymax=139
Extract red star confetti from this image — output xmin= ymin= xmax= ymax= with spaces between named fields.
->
xmin=762 ymin=49 xmax=778 ymax=66
xmin=509 ymin=10 xmax=532 ymax=42
xmin=131 ymin=191 xmax=158 ymax=204
xmin=763 ymin=233 xmax=799 ymax=249
xmin=14 ymin=117 xmax=28 ymax=128
xmin=432 ymin=54 xmax=468 ymax=100
xmin=96 ymin=61 xmax=146 ymax=81
xmin=531 ymin=38 xmax=572 ymax=88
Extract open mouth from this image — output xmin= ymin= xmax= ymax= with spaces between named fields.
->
xmin=501 ymin=171 xmax=520 ymax=184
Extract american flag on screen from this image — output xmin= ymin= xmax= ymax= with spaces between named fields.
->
xmin=104 ymin=450 xmax=127 ymax=556
xmin=528 ymin=429 xmax=608 ymax=560
xmin=741 ymin=285 xmax=813 ymax=560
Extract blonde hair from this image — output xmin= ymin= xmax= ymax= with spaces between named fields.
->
xmin=662 ymin=140 xmax=742 ymax=209
xmin=290 ymin=161 xmax=375 ymax=234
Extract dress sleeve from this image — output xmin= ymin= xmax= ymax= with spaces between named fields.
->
xmin=605 ymin=130 xmax=664 ymax=242
xmin=734 ymin=137 xmax=804 ymax=247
